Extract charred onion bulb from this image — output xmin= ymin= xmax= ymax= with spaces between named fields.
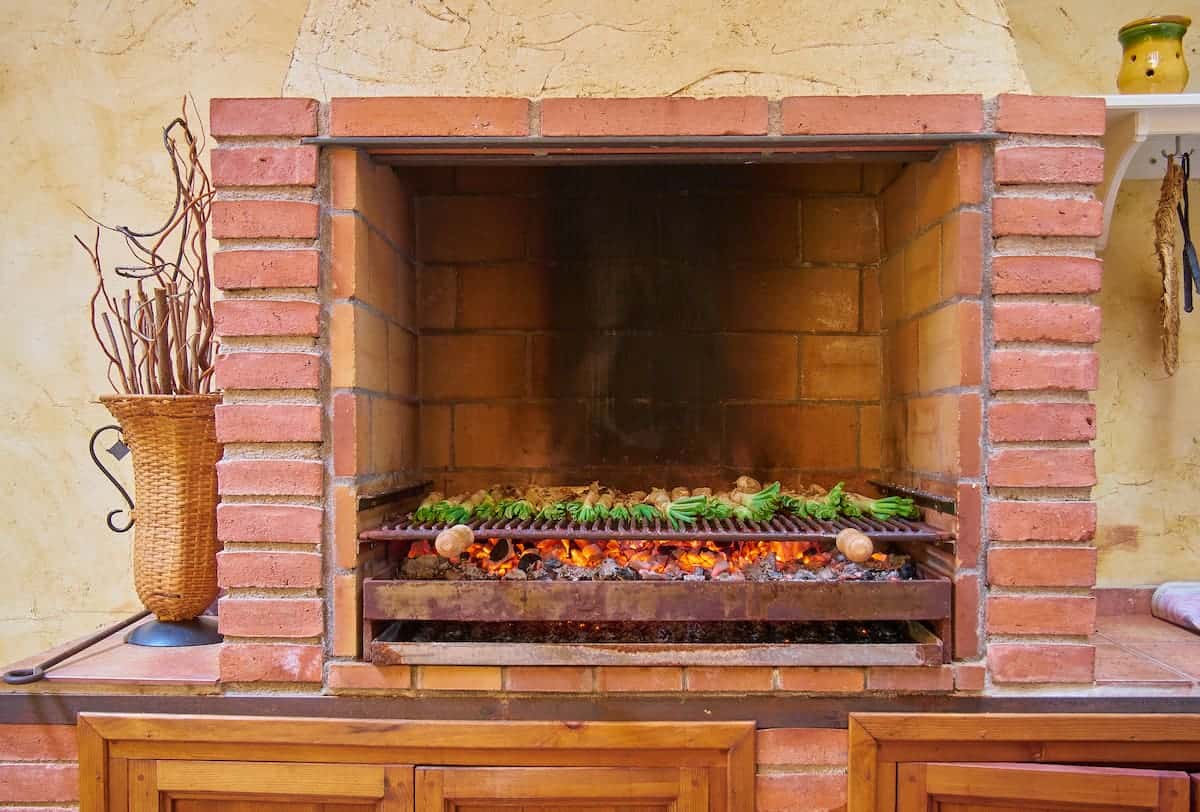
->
xmin=435 ymin=524 xmax=473 ymax=559
xmin=835 ymin=528 xmax=874 ymax=563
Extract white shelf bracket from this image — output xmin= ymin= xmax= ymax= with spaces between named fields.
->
xmin=1099 ymin=94 xmax=1200 ymax=250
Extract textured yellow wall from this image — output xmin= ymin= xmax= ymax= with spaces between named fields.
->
xmin=1008 ymin=0 xmax=1200 ymax=585
xmin=0 ymin=0 xmax=309 ymax=664
xmin=0 ymin=0 xmax=1195 ymax=661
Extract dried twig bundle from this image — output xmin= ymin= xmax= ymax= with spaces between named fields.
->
xmin=75 ymin=97 xmax=216 ymax=395
xmin=1157 ymin=157 xmax=1185 ymax=376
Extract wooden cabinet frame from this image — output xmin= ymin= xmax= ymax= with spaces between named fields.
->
xmin=848 ymin=713 xmax=1200 ymax=811
xmin=78 ymin=713 xmax=755 ymax=811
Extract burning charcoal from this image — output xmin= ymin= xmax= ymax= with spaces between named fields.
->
xmin=596 ymin=558 xmax=620 ymax=581
xmin=502 ymin=567 xmax=528 ymax=581
xmin=639 ymin=570 xmax=667 ymax=580
xmin=489 ymin=538 xmax=514 ymax=563
xmin=614 ymin=566 xmax=638 ymax=581
xmin=461 ymin=563 xmax=490 ymax=580
xmin=561 ymin=565 xmax=593 ymax=582
xmin=898 ymin=561 xmax=916 ymax=580
xmin=840 ymin=564 xmax=866 ymax=581
xmin=517 ymin=550 xmax=542 ymax=572
xmin=683 ymin=571 xmax=706 ymax=582
xmin=815 ymin=567 xmax=836 ymax=581
xmin=401 ymin=555 xmax=449 ymax=580
xmin=543 ymin=557 xmax=563 ymax=571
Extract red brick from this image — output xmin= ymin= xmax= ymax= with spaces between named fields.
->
xmin=942 ymin=209 xmax=983 ymax=298
xmin=993 ymin=256 xmax=1103 ymax=294
xmin=782 ymin=94 xmax=982 ymax=134
xmin=505 ymin=667 xmax=593 ymax=692
xmin=954 ymin=663 xmax=986 ymax=691
xmin=994 ymin=302 xmax=1101 ymax=345
xmin=420 ymin=334 xmax=526 ymax=400
xmin=218 ymin=597 xmax=323 ymax=638
xmin=0 ymin=763 xmax=78 ymax=803
xmin=327 ymin=663 xmax=413 ymax=691
xmin=988 ymin=643 xmax=1095 ymax=683
xmin=1095 ymin=587 xmax=1155 ymax=616
xmin=212 ymin=200 xmax=319 ymax=239
xmin=418 ymin=666 xmax=503 ymax=691
xmin=214 ymin=352 xmax=320 ymax=390
xmin=958 ymin=393 xmax=982 ymax=478
xmin=0 ymin=725 xmax=77 ymax=761
xmin=996 ymin=94 xmax=1106 ymax=136
xmin=866 ymin=666 xmax=953 ymax=692
xmin=956 ymin=482 xmax=982 ymax=569
xmin=332 ymin=392 xmax=359 ymax=477
xmin=217 ymin=503 xmax=322 ymax=543
xmin=990 ymin=349 xmax=1098 ymax=391
xmin=993 ymin=197 xmax=1102 ymax=237
xmin=217 ymin=551 xmax=322 ymax=588
xmin=686 ymin=666 xmax=773 ymax=692
xmin=416 ymin=196 xmax=529 ymax=262
xmin=214 ymin=300 xmax=320 ymax=337
xmin=216 ymin=459 xmax=323 ymax=496
xmin=330 ymin=572 xmax=359 ymax=658
xmin=954 ymin=573 xmax=980 ymax=659
xmin=989 ymin=501 xmax=1097 ymax=542
xmin=211 ymin=97 xmax=318 ymax=137
xmin=542 ymin=96 xmax=768 ymax=136
xmin=995 ymin=147 xmax=1105 ymax=185
xmin=756 ymin=773 xmax=846 ymax=812
xmin=802 ymin=196 xmax=880 ymax=263
xmin=777 ymin=668 xmax=865 ymax=693
xmin=215 ymin=404 xmax=321 ymax=443
xmin=214 ymin=250 xmax=320 ymax=290
xmin=595 ymin=667 xmax=682 ymax=692
xmin=331 ymin=97 xmax=530 ymax=137
xmin=990 ymin=402 xmax=1096 ymax=442
xmin=989 ymin=448 xmax=1096 ymax=488
xmin=757 ymin=728 xmax=847 ymax=766
xmin=219 ymin=643 xmax=323 ymax=682
xmin=987 ymin=595 xmax=1096 ymax=635
xmin=988 ymin=547 xmax=1097 ymax=587
xmin=212 ymin=146 xmax=319 ymax=187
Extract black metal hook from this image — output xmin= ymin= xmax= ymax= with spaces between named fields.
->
xmin=89 ymin=425 xmax=134 ymax=533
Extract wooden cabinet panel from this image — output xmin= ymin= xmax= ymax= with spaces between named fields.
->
xmin=849 ymin=714 xmax=1200 ymax=812
xmin=125 ymin=759 xmax=412 ymax=812
xmin=897 ymin=762 xmax=1190 ymax=811
xmin=79 ymin=715 xmax=752 ymax=812
xmin=415 ymin=766 xmax=707 ymax=811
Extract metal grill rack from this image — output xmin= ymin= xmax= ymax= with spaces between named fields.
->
xmin=360 ymin=513 xmax=950 ymax=544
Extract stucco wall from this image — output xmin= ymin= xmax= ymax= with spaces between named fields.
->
xmin=0 ymin=0 xmax=1195 ymax=661
xmin=1007 ymin=0 xmax=1200 ymax=586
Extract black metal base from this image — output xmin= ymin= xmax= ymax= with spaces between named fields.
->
xmin=126 ymin=616 xmax=222 ymax=647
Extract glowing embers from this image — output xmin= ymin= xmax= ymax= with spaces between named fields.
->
xmin=399 ymin=538 xmax=913 ymax=582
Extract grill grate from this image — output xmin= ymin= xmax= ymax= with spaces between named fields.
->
xmin=360 ymin=513 xmax=950 ymax=543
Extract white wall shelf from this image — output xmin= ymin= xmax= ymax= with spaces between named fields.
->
xmin=1100 ymin=93 xmax=1200 ymax=248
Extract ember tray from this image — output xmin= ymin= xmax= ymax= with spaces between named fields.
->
xmin=363 ymin=577 xmax=951 ymax=624
xmin=360 ymin=514 xmax=950 ymax=544
xmin=370 ymin=621 xmax=943 ymax=667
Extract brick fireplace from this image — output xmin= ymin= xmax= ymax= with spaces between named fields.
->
xmin=207 ymin=93 xmax=1104 ymax=695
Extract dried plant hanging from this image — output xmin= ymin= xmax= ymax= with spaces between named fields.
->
xmin=75 ymin=98 xmax=216 ymax=395
xmin=1156 ymin=155 xmax=1185 ymax=376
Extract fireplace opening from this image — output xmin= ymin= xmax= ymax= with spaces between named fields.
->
xmin=335 ymin=145 xmax=979 ymax=667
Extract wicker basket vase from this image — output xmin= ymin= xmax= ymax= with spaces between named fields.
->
xmin=100 ymin=394 xmax=222 ymax=622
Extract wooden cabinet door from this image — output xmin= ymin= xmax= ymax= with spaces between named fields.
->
xmin=126 ymin=759 xmax=413 ymax=812
xmin=415 ymin=766 xmax=709 ymax=811
xmin=897 ymin=762 xmax=1190 ymax=812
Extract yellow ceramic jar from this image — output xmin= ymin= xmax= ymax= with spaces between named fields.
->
xmin=1118 ymin=15 xmax=1191 ymax=93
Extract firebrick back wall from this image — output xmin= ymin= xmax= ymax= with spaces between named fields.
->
xmin=409 ymin=163 xmax=887 ymax=495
